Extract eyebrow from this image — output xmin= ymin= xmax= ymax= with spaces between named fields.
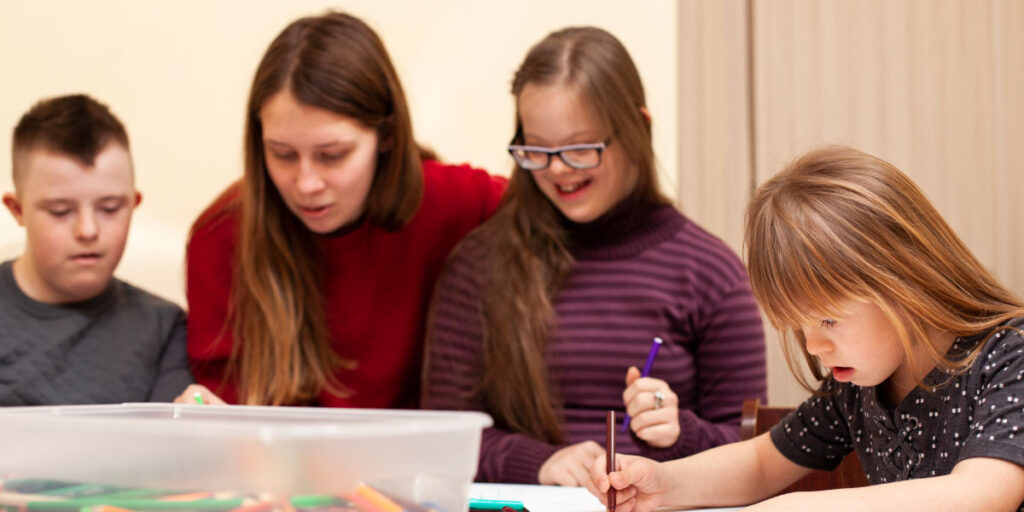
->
xmin=37 ymin=198 xmax=75 ymax=207
xmin=264 ymin=139 xmax=354 ymax=149
xmin=37 ymin=195 xmax=130 ymax=206
xmin=96 ymin=195 xmax=130 ymax=204
xmin=521 ymin=131 xmax=602 ymax=146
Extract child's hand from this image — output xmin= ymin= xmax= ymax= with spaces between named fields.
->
xmin=587 ymin=453 xmax=666 ymax=512
xmin=623 ymin=366 xmax=680 ymax=447
xmin=538 ymin=440 xmax=605 ymax=486
xmin=173 ymin=384 xmax=227 ymax=405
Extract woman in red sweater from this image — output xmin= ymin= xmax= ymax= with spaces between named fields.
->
xmin=176 ymin=11 xmax=504 ymax=407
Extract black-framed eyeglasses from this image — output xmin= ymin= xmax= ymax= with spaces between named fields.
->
xmin=507 ymin=137 xmax=612 ymax=171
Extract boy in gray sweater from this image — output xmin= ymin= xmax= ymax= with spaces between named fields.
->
xmin=0 ymin=94 xmax=193 ymax=405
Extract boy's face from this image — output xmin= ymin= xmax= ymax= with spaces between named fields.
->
xmin=2 ymin=143 xmax=140 ymax=304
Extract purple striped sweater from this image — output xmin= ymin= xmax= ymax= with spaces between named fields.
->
xmin=422 ymin=200 xmax=767 ymax=483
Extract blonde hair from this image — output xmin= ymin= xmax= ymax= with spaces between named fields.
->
xmin=745 ymin=146 xmax=1024 ymax=392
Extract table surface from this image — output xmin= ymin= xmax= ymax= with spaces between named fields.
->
xmin=469 ymin=483 xmax=742 ymax=512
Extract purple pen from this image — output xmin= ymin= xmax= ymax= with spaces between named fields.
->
xmin=622 ymin=336 xmax=664 ymax=432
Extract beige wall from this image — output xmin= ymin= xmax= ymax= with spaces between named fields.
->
xmin=679 ymin=0 xmax=1024 ymax=406
xmin=0 ymin=0 xmax=679 ymax=307
xmin=676 ymin=0 xmax=752 ymax=256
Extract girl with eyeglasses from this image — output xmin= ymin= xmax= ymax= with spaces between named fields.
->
xmin=422 ymin=26 xmax=767 ymax=485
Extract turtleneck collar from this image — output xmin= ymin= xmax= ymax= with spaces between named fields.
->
xmin=561 ymin=195 xmax=685 ymax=261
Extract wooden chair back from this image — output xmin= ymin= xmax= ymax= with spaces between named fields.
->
xmin=741 ymin=398 xmax=869 ymax=494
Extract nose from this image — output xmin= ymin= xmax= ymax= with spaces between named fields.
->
xmin=295 ymin=159 xmax=326 ymax=195
xmin=547 ymin=154 xmax=576 ymax=176
xmin=803 ymin=328 xmax=833 ymax=356
xmin=74 ymin=210 xmax=99 ymax=242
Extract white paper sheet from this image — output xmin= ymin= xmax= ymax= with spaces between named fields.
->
xmin=469 ymin=483 xmax=741 ymax=512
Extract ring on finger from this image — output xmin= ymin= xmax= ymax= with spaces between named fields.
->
xmin=653 ymin=390 xmax=665 ymax=409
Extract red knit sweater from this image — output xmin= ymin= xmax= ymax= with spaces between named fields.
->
xmin=185 ymin=160 xmax=505 ymax=407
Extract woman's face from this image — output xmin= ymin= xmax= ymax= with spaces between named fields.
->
xmin=516 ymin=83 xmax=637 ymax=223
xmin=259 ymin=89 xmax=379 ymax=234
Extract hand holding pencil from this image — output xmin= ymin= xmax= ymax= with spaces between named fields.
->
xmin=621 ymin=369 xmax=679 ymax=447
xmin=586 ymin=452 xmax=667 ymax=512
xmin=621 ymin=338 xmax=680 ymax=448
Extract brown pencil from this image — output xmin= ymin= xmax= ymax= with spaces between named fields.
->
xmin=606 ymin=410 xmax=615 ymax=512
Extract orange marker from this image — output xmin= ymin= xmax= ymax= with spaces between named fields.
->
xmin=345 ymin=483 xmax=402 ymax=512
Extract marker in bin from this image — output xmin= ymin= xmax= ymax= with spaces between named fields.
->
xmin=621 ymin=336 xmax=663 ymax=433
xmin=468 ymin=498 xmax=525 ymax=510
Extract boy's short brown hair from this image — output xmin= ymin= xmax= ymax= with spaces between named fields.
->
xmin=12 ymin=94 xmax=130 ymax=185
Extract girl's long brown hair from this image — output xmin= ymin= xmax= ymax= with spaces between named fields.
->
xmin=745 ymin=146 xmax=1024 ymax=392
xmin=451 ymin=27 xmax=668 ymax=443
xmin=207 ymin=12 xmax=424 ymax=405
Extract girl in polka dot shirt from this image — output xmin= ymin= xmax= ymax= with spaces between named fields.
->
xmin=587 ymin=146 xmax=1024 ymax=512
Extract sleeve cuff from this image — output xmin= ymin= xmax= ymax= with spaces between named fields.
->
xmin=505 ymin=440 xmax=561 ymax=484
xmin=478 ymin=428 xmax=560 ymax=483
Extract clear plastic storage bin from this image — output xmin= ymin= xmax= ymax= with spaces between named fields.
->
xmin=0 ymin=403 xmax=491 ymax=512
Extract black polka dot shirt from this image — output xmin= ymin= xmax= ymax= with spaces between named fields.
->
xmin=771 ymin=318 xmax=1024 ymax=510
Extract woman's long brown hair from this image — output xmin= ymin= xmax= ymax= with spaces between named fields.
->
xmin=213 ymin=11 xmax=424 ymax=405
xmin=456 ymin=27 xmax=668 ymax=443
xmin=745 ymin=146 xmax=1024 ymax=393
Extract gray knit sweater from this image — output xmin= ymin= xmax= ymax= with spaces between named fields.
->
xmin=0 ymin=260 xmax=193 ymax=405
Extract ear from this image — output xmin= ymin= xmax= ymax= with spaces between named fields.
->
xmin=2 ymin=192 xmax=25 ymax=226
xmin=639 ymin=106 xmax=652 ymax=126
xmin=133 ymin=191 xmax=143 ymax=209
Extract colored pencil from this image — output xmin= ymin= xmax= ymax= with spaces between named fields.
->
xmin=468 ymin=498 xmax=524 ymax=510
xmin=606 ymin=410 xmax=616 ymax=512
xmin=622 ymin=337 xmax=664 ymax=432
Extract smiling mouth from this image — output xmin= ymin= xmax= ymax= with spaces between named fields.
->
xmin=555 ymin=179 xmax=592 ymax=195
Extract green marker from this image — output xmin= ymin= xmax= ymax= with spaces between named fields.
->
xmin=288 ymin=495 xmax=341 ymax=508
xmin=468 ymin=498 xmax=525 ymax=510
xmin=193 ymin=392 xmax=204 ymax=405
xmin=27 ymin=498 xmax=246 ymax=511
